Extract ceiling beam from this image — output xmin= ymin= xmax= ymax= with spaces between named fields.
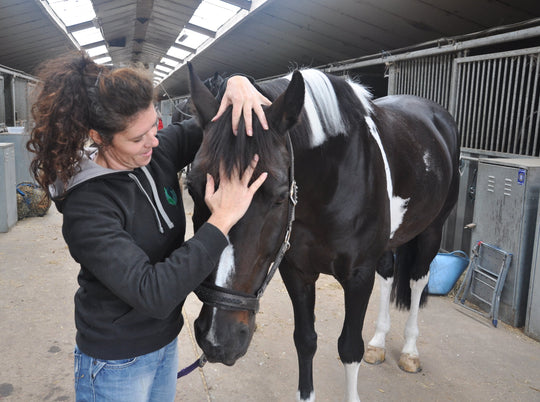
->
xmin=185 ymin=23 xmax=216 ymax=38
xmin=220 ymin=0 xmax=252 ymax=10
xmin=81 ymin=40 xmax=107 ymax=49
xmin=66 ymin=20 xmax=97 ymax=33
xmin=172 ymin=43 xmax=197 ymax=53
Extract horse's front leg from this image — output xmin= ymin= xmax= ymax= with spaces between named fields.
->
xmin=280 ymin=262 xmax=318 ymax=402
xmin=338 ymin=265 xmax=376 ymax=402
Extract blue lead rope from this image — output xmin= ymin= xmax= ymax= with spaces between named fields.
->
xmin=177 ymin=354 xmax=207 ymax=379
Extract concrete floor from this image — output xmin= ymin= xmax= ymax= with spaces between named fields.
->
xmin=1 ymin=194 xmax=540 ymax=401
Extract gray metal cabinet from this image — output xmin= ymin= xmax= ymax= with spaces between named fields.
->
xmin=0 ymin=142 xmax=17 ymax=232
xmin=470 ymin=158 xmax=540 ymax=327
xmin=525 ymin=198 xmax=540 ymax=341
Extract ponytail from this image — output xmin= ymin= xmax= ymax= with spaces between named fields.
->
xmin=27 ymin=51 xmax=154 ymax=194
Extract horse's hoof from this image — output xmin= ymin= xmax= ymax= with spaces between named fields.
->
xmin=363 ymin=345 xmax=386 ymax=365
xmin=398 ymin=353 xmax=422 ymax=373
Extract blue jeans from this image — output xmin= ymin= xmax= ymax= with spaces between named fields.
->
xmin=74 ymin=338 xmax=178 ymax=402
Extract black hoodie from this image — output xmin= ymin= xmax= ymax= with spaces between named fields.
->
xmin=52 ymin=118 xmax=228 ymax=360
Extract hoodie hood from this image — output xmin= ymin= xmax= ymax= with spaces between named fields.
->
xmin=49 ymin=147 xmax=127 ymax=201
xmin=50 ymin=147 xmax=174 ymax=234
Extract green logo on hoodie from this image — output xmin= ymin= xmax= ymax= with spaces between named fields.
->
xmin=164 ymin=187 xmax=178 ymax=206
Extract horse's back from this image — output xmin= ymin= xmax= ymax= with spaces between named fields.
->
xmin=374 ymin=95 xmax=459 ymax=159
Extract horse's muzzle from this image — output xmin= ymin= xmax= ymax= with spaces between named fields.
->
xmin=194 ymin=306 xmax=255 ymax=366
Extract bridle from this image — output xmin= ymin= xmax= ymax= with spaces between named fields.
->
xmin=194 ymin=133 xmax=297 ymax=313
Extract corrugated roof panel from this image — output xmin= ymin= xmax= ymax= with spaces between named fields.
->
xmin=1 ymin=0 xmax=538 ymax=91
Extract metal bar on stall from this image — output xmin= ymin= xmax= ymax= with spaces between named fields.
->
xmin=532 ymin=54 xmax=540 ymax=156
xmin=435 ymin=56 xmax=442 ymax=106
xmin=448 ymin=57 xmax=460 ymax=118
xmin=501 ymin=58 xmax=514 ymax=152
xmin=470 ymin=62 xmax=480 ymax=149
xmin=427 ymin=56 xmax=434 ymax=101
xmin=477 ymin=60 xmax=487 ymax=149
xmin=508 ymin=57 xmax=522 ymax=153
xmin=495 ymin=58 xmax=508 ymax=152
xmin=486 ymin=59 xmax=497 ymax=152
xmin=519 ymin=55 xmax=534 ymax=155
xmin=460 ymin=64 xmax=472 ymax=148
xmin=457 ymin=61 xmax=467 ymax=146
xmin=513 ymin=57 xmax=527 ymax=154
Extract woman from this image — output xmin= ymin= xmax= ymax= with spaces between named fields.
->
xmin=27 ymin=51 xmax=270 ymax=401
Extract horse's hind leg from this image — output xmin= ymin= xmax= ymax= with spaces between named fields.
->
xmin=364 ymin=251 xmax=394 ymax=365
xmin=280 ymin=263 xmax=318 ymax=402
xmin=395 ymin=226 xmax=442 ymax=373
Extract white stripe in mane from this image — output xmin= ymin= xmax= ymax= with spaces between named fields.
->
xmin=286 ymin=69 xmax=349 ymax=147
xmin=347 ymin=79 xmax=373 ymax=115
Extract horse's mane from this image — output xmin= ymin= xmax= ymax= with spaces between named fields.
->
xmin=191 ymin=70 xmax=374 ymax=183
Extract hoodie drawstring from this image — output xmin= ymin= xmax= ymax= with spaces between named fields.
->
xmin=141 ymin=166 xmax=175 ymax=230
xmin=128 ymin=173 xmax=165 ymax=233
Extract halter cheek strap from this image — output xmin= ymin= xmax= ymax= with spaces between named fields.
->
xmin=194 ymin=132 xmax=297 ymax=313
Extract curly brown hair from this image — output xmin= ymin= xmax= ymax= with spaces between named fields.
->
xmin=27 ymin=51 xmax=155 ymax=194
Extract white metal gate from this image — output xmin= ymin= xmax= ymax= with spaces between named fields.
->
xmin=450 ymin=47 xmax=540 ymax=157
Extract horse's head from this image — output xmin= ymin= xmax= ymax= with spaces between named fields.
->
xmin=186 ymin=64 xmax=304 ymax=365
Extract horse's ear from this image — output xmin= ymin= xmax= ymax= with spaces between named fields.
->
xmin=188 ymin=62 xmax=219 ymax=127
xmin=267 ymin=70 xmax=305 ymax=133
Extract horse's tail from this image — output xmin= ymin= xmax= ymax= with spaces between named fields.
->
xmin=390 ymin=237 xmax=429 ymax=310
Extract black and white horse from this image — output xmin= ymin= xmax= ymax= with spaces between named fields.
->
xmin=171 ymin=72 xmax=225 ymax=123
xmin=186 ymin=64 xmax=459 ymax=401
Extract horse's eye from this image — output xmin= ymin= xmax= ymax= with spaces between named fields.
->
xmin=274 ymin=191 xmax=289 ymax=206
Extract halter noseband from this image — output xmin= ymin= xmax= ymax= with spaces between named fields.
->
xmin=194 ymin=133 xmax=297 ymax=313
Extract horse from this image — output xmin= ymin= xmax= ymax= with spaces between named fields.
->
xmin=186 ymin=63 xmax=460 ymax=401
xmin=171 ymin=71 xmax=225 ymax=123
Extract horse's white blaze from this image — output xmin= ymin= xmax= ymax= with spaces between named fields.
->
xmin=402 ymin=273 xmax=429 ymax=356
xmin=368 ymin=274 xmax=393 ymax=349
xmin=423 ymin=151 xmax=432 ymax=172
xmin=296 ymin=391 xmax=315 ymax=402
xmin=215 ymin=241 xmax=235 ymax=287
xmin=344 ymin=362 xmax=361 ymax=402
xmin=365 ymin=116 xmax=409 ymax=238
xmin=205 ymin=242 xmax=235 ymax=347
xmin=206 ymin=307 xmax=219 ymax=345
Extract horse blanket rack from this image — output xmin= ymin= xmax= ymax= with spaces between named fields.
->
xmin=454 ymin=241 xmax=512 ymax=327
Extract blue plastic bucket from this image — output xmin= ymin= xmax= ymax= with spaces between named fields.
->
xmin=428 ymin=251 xmax=469 ymax=295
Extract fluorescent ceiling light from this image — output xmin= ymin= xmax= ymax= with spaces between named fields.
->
xmin=71 ymin=27 xmax=103 ymax=46
xmin=191 ymin=0 xmax=240 ymax=31
xmin=167 ymin=47 xmax=191 ymax=60
xmin=160 ymin=58 xmax=179 ymax=67
xmin=176 ymin=29 xmax=208 ymax=49
xmin=41 ymin=0 xmax=111 ymax=63
xmin=94 ymin=56 xmax=112 ymax=64
xmin=86 ymin=45 xmax=108 ymax=58
xmin=156 ymin=65 xmax=173 ymax=73
xmin=47 ymin=0 xmax=96 ymax=25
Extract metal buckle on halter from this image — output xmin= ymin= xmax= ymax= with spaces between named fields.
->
xmin=289 ymin=180 xmax=298 ymax=206
xmin=284 ymin=228 xmax=292 ymax=251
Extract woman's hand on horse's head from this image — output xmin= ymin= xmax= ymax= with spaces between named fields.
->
xmin=205 ymin=154 xmax=268 ymax=236
xmin=212 ymin=76 xmax=271 ymax=136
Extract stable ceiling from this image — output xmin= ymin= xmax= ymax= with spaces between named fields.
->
xmin=1 ymin=0 xmax=539 ymax=97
